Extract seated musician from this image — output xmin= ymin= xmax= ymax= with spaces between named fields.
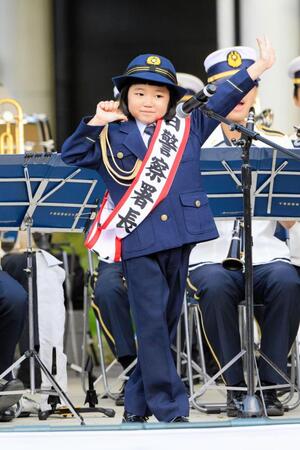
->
xmin=0 ymin=242 xmax=27 ymax=422
xmin=1 ymin=231 xmax=68 ymax=417
xmin=188 ymin=46 xmax=300 ymax=417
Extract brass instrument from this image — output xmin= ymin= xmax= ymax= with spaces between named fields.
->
xmin=0 ymin=98 xmax=24 ymax=154
xmin=222 ymin=218 xmax=244 ymax=271
xmin=255 ymin=108 xmax=274 ymax=128
xmin=0 ymin=99 xmax=54 ymax=154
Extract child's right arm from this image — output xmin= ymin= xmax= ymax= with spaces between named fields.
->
xmin=88 ymin=100 xmax=128 ymax=125
xmin=61 ymin=100 xmax=127 ymax=169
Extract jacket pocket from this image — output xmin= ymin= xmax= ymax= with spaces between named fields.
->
xmin=179 ymin=191 xmax=213 ymax=234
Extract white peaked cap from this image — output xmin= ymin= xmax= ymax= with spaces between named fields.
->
xmin=176 ymin=72 xmax=204 ymax=94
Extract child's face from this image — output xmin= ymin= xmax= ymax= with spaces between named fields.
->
xmin=127 ymin=83 xmax=170 ymax=124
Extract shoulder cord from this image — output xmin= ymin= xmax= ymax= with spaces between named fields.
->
xmin=100 ymin=125 xmax=142 ymax=186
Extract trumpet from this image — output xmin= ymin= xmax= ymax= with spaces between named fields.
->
xmin=222 ymin=218 xmax=244 ymax=271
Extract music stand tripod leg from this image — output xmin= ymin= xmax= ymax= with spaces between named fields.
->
xmin=62 ymin=250 xmax=81 ymax=371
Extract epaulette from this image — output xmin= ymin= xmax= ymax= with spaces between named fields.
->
xmin=256 ymin=124 xmax=286 ymax=137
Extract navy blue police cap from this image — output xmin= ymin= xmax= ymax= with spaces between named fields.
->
xmin=112 ymin=54 xmax=186 ymax=100
xmin=204 ymin=46 xmax=257 ymax=85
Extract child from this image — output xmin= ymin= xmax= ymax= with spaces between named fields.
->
xmin=61 ymin=37 xmax=275 ymax=423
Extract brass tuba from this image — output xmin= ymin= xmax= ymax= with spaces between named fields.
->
xmin=222 ymin=218 xmax=244 ymax=271
xmin=0 ymin=98 xmax=24 ymax=154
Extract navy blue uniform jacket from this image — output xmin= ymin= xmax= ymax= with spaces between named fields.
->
xmin=61 ymin=69 xmax=255 ymax=260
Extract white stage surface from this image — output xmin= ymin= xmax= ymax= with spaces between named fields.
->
xmin=1 ymin=420 xmax=300 ymax=450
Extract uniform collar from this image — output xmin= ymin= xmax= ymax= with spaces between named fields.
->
xmin=202 ymin=124 xmax=264 ymax=148
xmin=202 ymin=126 xmax=227 ymax=148
xmin=119 ymin=119 xmax=148 ymax=160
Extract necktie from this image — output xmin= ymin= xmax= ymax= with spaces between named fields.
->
xmin=144 ymin=123 xmax=155 ymax=146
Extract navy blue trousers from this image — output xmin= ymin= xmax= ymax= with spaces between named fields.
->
xmin=122 ymin=245 xmax=191 ymax=422
xmin=189 ymin=262 xmax=300 ymax=385
xmin=0 ymin=270 xmax=27 ymax=380
xmin=93 ymin=261 xmax=136 ymax=360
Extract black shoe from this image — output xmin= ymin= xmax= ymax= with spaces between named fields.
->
xmin=38 ymin=409 xmax=52 ymax=421
xmin=115 ymin=383 xmax=125 ymax=407
xmin=0 ymin=379 xmax=24 ymax=413
xmin=0 ymin=407 xmax=15 ymax=422
xmin=260 ymin=389 xmax=284 ymax=416
xmin=227 ymin=389 xmax=246 ymax=417
xmin=122 ymin=410 xmax=148 ymax=423
xmin=169 ymin=416 xmax=189 ymax=423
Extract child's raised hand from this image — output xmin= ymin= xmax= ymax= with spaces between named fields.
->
xmin=88 ymin=100 xmax=128 ymax=126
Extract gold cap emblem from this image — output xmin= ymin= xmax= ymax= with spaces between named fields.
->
xmin=146 ymin=55 xmax=161 ymax=66
xmin=227 ymin=51 xmax=242 ymax=68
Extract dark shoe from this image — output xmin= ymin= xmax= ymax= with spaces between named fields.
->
xmin=115 ymin=383 xmax=125 ymax=407
xmin=0 ymin=407 xmax=15 ymax=422
xmin=38 ymin=409 xmax=52 ymax=421
xmin=122 ymin=410 xmax=148 ymax=423
xmin=0 ymin=379 xmax=24 ymax=413
xmin=227 ymin=389 xmax=246 ymax=417
xmin=169 ymin=416 xmax=189 ymax=423
xmin=260 ymin=389 xmax=284 ymax=416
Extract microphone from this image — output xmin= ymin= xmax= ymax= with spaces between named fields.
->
xmin=246 ymin=107 xmax=255 ymax=131
xmin=176 ymin=84 xmax=217 ymax=118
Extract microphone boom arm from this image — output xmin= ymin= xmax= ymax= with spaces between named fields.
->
xmin=200 ymin=105 xmax=300 ymax=161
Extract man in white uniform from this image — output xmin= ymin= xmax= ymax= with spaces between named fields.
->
xmin=189 ymin=46 xmax=300 ymax=417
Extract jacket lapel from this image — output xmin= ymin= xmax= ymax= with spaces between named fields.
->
xmin=119 ymin=120 xmax=147 ymax=160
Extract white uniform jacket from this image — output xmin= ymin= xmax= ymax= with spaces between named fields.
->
xmin=189 ymin=125 xmax=294 ymax=269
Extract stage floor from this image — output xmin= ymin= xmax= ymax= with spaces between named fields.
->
xmin=1 ymin=365 xmax=300 ymax=449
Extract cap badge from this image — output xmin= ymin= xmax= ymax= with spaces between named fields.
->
xmin=146 ymin=55 xmax=161 ymax=66
xmin=227 ymin=51 xmax=242 ymax=68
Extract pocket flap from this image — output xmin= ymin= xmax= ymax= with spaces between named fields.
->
xmin=179 ymin=191 xmax=208 ymax=207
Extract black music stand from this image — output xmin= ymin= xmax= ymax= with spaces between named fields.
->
xmin=190 ymin=106 xmax=300 ymax=418
xmin=0 ymin=153 xmax=115 ymax=423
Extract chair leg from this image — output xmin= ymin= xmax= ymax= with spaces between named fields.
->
xmin=193 ymin=305 xmax=209 ymax=383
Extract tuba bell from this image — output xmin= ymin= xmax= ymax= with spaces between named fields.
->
xmin=222 ymin=218 xmax=244 ymax=271
xmin=0 ymin=98 xmax=24 ymax=154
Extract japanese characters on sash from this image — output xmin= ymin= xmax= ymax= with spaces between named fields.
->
xmin=85 ymin=115 xmax=190 ymax=262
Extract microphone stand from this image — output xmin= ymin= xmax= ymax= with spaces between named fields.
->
xmin=200 ymin=104 xmax=300 ymax=417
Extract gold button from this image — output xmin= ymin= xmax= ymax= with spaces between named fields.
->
xmin=160 ymin=214 xmax=168 ymax=222
xmin=195 ymin=200 xmax=201 ymax=208
xmin=116 ymin=151 xmax=124 ymax=159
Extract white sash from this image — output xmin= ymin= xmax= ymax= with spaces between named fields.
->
xmin=85 ymin=116 xmax=191 ymax=262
